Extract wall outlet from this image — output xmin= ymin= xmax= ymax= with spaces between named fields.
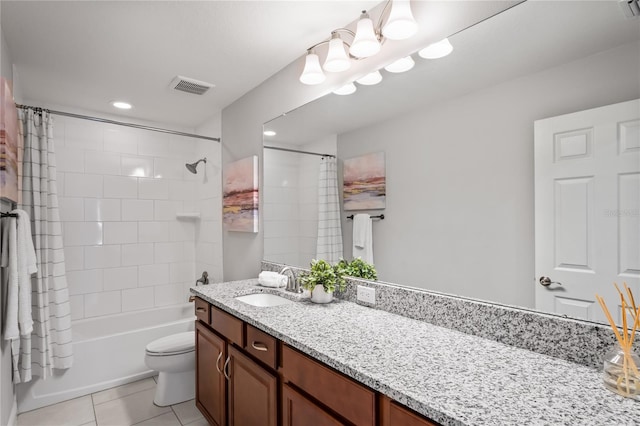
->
xmin=357 ymin=285 xmax=376 ymax=305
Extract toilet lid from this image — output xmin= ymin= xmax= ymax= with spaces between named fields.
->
xmin=146 ymin=331 xmax=195 ymax=355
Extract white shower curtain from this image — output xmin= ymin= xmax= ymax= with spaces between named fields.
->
xmin=315 ymin=157 xmax=343 ymax=264
xmin=17 ymin=108 xmax=73 ymax=383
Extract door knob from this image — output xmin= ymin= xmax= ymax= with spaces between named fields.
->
xmin=539 ymin=276 xmax=562 ymax=287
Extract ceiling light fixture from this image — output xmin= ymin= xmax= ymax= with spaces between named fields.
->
xmin=384 ymin=56 xmax=415 ymax=73
xmin=112 ymin=101 xmax=132 ymax=110
xmin=418 ymin=38 xmax=454 ymax=59
xmin=356 ymin=70 xmax=383 ymax=86
xmin=299 ymin=0 xmax=418 ymax=85
xmin=263 ymin=130 xmax=277 ymax=136
xmin=333 ymin=82 xmax=357 ymax=96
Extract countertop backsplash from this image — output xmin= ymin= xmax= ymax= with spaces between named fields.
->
xmin=261 ymin=261 xmax=632 ymax=369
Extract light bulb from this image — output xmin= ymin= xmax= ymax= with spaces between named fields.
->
xmin=382 ymin=0 xmax=418 ymax=40
xmin=384 ymin=56 xmax=415 ymax=73
xmin=333 ymin=83 xmax=357 ymax=96
xmin=112 ymin=101 xmax=132 ymax=110
xmin=356 ymin=71 xmax=383 ymax=86
xmin=418 ymin=38 xmax=454 ymax=59
xmin=323 ymin=33 xmax=351 ymax=73
xmin=349 ymin=11 xmax=381 ymax=58
xmin=299 ymin=50 xmax=326 ymax=85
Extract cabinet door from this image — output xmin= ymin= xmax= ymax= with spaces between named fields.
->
xmin=227 ymin=345 xmax=277 ymax=426
xmin=282 ymin=384 xmax=344 ymax=426
xmin=195 ymin=321 xmax=226 ymax=426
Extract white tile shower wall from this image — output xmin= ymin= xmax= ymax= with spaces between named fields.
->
xmin=55 ymin=114 xmax=221 ymax=320
xmin=262 ymin=137 xmax=337 ymax=268
xmin=195 ymin=137 xmax=223 ymax=283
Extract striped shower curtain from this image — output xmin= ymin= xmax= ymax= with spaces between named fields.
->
xmin=315 ymin=157 xmax=343 ymax=264
xmin=17 ymin=108 xmax=72 ymax=383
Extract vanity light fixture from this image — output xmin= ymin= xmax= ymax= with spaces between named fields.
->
xmin=384 ymin=55 xmax=415 ymax=73
xmin=418 ymin=38 xmax=454 ymax=59
xmin=333 ymin=82 xmax=357 ymax=95
xmin=299 ymin=0 xmax=418 ymax=85
xmin=111 ymin=101 xmax=132 ymax=110
xmin=356 ymin=70 xmax=383 ymax=86
xmin=263 ymin=130 xmax=276 ymax=136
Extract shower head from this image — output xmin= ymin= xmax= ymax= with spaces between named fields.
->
xmin=186 ymin=158 xmax=207 ymax=174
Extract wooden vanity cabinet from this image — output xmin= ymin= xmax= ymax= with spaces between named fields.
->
xmin=195 ymin=300 xmax=277 ymax=426
xmin=194 ymin=297 xmax=441 ymax=426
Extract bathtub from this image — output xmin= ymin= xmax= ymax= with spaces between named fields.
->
xmin=16 ymin=303 xmax=195 ymax=413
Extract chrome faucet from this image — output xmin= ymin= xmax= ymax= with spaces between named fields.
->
xmin=195 ymin=271 xmax=209 ymax=286
xmin=279 ymin=266 xmax=300 ymax=293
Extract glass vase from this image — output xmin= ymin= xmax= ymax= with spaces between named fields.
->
xmin=602 ymin=345 xmax=640 ymax=400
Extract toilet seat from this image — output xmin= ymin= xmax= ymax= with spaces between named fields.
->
xmin=145 ymin=331 xmax=195 ymax=357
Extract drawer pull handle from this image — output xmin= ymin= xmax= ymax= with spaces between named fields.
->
xmin=215 ymin=352 xmax=223 ymax=374
xmin=223 ymin=356 xmax=231 ymax=380
xmin=251 ymin=341 xmax=269 ymax=352
xmin=196 ymin=307 xmax=207 ymax=313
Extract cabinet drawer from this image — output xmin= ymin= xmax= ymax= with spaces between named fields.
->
xmin=281 ymin=345 xmax=375 ymax=426
xmin=282 ymin=384 xmax=344 ymax=426
xmin=380 ymin=395 xmax=439 ymax=426
xmin=245 ymin=324 xmax=277 ymax=369
xmin=210 ymin=306 xmax=244 ymax=346
xmin=194 ymin=298 xmax=210 ymax=323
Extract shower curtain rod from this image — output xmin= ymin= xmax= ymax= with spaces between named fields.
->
xmin=264 ymin=145 xmax=335 ymax=158
xmin=16 ymin=104 xmax=221 ymax=143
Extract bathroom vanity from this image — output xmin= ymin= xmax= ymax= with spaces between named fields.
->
xmin=191 ymin=279 xmax=639 ymax=426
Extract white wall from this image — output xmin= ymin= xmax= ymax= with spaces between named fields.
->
xmin=54 ymin=114 xmax=221 ymax=319
xmin=338 ymin=41 xmax=640 ymax=308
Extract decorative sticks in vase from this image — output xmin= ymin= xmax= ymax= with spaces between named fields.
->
xmin=596 ymin=283 xmax=640 ymax=399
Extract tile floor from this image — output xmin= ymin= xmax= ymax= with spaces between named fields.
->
xmin=17 ymin=377 xmax=207 ymax=426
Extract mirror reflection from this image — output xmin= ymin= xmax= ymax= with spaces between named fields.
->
xmin=263 ymin=0 xmax=640 ymax=324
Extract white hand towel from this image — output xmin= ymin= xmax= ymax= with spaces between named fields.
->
xmin=352 ymin=214 xmax=374 ymax=264
xmin=258 ymin=271 xmax=287 ymax=288
xmin=2 ymin=216 xmax=19 ymax=341
xmin=13 ymin=209 xmax=37 ymax=336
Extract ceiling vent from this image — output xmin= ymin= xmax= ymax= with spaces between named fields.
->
xmin=619 ymin=0 xmax=640 ymax=18
xmin=170 ymin=76 xmax=214 ymax=95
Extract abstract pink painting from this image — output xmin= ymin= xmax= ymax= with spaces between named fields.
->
xmin=343 ymin=151 xmax=386 ymax=211
xmin=223 ymin=155 xmax=259 ymax=232
xmin=0 ymin=77 xmax=19 ymax=203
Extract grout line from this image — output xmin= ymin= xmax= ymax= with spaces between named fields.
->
xmin=130 ymin=411 xmax=175 ymax=426
xmin=169 ymin=405 xmax=184 ymax=426
xmin=90 ymin=393 xmax=98 ymax=425
xmin=92 ymin=378 xmax=157 ymax=407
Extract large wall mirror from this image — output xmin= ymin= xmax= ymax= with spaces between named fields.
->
xmin=262 ymin=0 xmax=640 ymax=325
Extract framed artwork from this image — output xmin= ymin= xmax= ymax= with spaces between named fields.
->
xmin=343 ymin=151 xmax=386 ymax=211
xmin=0 ymin=77 xmax=19 ymax=203
xmin=223 ymin=155 xmax=259 ymax=232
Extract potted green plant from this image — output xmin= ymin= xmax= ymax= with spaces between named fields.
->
xmin=336 ymin=258 xmax=377 ymax=281
xmin=300 ymin=259 xmax=346 ymax=304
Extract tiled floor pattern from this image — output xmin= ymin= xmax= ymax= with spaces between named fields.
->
xmin=17 ymin=377 xmax=207 ymax=426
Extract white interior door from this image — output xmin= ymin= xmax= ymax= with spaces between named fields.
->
xmin=535 ymin=99 xmax=640 ymax=324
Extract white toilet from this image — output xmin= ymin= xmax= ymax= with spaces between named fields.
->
xmin=144 ymin=331 xmax=196 ymax=406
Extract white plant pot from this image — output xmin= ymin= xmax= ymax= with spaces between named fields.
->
xmin=310 ymin=285 xmax=334 ymax=304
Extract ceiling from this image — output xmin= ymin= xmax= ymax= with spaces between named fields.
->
xmin=265 ymin=0 xmax=640 ymax=146
xmin=0 ymin=0 xmax=378 ymax=129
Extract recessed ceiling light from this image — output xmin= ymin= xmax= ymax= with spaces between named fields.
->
xmin=263 ymin=130 xmax=276 ymax=136
xmin=111 ymin=101 xmax=132 ymax=110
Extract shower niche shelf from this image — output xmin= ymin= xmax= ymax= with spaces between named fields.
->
xmin=176 ymin=212 xmax=201 ymax=220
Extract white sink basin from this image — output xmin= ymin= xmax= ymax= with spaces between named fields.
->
xmin=235 ymin=293 xmax=294 ymax=307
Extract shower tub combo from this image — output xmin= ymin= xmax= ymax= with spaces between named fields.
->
xmin=16 ymin=303 xmax=195 ymax=413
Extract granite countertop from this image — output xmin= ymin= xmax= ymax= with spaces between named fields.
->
xmin=191 ymin=280 xmax=639 ymax=426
